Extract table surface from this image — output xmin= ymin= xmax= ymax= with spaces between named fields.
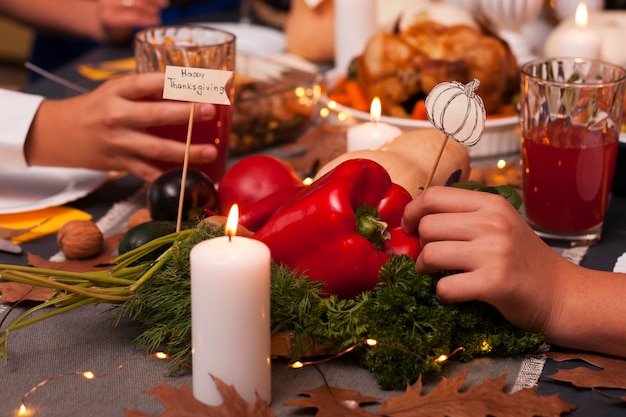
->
xmin=2 ymin=44 xmax=626 ymax=416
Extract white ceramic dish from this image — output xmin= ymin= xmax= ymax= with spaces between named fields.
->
xmin=323 ymin=97 xmax=521 ymax=159
xmin=197 ymin=22 xmax=286 ymax=56
xmin=0 ymin=167 xmax=108 ymax=214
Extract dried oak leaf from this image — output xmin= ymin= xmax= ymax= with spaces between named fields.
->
xmin=546 ymin=351 xmax=626 ymax=395
xmin=124 ymin=379 xmax=275 ymax=417
xmin=377 ymin=370 xmax=575 ymax=417
xmin=287 ymin=385 xmax=379 ymax=416
xmin=0 ymin=281 xmax=55 ymax=303
xmin=27 ymin=233 xmax=122 ymax=273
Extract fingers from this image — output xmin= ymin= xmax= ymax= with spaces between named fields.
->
xmin=130 ymin=100 xmax=217 ymax=129
xmin=107 ymin=0 xmax=165 ymax=17
xmin=415 ymin=240 xmax=476 ymax=273
xmin=99 ymin=0 xmax=165 ymax=40
xmin=402 ymin=186 xmax=482 ymax=233
xmin=101 ymin=139 xmax=219 ymax=183
xmin=94 ymin=73 xmax=217 ymax=127
xmin=436 ymin=272 xmax=490 ymax=305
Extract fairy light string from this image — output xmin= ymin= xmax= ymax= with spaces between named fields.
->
xmin=17 ymin=352 xmax=180 ymax=416
xmin=15 ymin=338 xmax=487 ymax=415
xmin=289 ymin=338 xmax=468 ymax=369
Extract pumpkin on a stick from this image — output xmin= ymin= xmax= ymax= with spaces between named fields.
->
xmin=423 ymin=79 xmax=486 ymax=189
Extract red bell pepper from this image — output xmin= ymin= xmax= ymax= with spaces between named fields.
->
xmin=238 ymin=184 xmax=304 ymax=232
xmin=254 ymin=158 xmax=420 ymax=299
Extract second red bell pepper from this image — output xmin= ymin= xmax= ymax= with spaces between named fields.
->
xmin=253 ymin=158 xmax=420 ymax=299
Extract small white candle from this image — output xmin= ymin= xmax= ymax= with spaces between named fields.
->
xmin=544 ymin=3 xmax=602 ymax=60
xmin=190 ymin=204 xmax=272 ymax=406
xmin=334 ymin=0 xmax=377 ymax=71
xmin=347 ymin=97 xmax=402 ymax=152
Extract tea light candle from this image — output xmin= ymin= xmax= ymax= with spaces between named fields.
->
xmin=347 ymin=97 xmax=402 ymax=152
xmin=544 ymin=2 xmax=602 ymax=60
xmin=190 ymin=204 xmax=272 ymax=406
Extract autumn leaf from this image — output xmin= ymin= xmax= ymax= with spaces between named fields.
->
xmin=124 ymin=379 xmax=275 ymax=417
xmin=27 ymin=233 xmax=122 ymax=272
xmin=0 ymin=281 xmax=55 ymax=303
xmin=377 ymin=370 xmax=575 ymax=417
xmin=287 ymin=385 xmax=379 ymax=416
xmin=546 ymin=351 xmax=626 ymax=397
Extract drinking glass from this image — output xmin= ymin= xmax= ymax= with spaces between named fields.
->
xmin=520 ymin=57 xmax=626 ymax=246
xmin=134 ymin=25 xmax=236 ymax=181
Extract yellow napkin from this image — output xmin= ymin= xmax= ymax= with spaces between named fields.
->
xmin=0 ymin=206 xmax=93 ymax=243
xmin=77 ymin=57 xmax=136 ymax=81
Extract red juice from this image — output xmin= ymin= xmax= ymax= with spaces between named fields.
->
xmin=522 ymin=123 xmax=619 ymax=232
xmin=147 ymin=104 xmax=232 ymax=182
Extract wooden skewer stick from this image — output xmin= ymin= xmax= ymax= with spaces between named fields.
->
xmin=176 ymin=102 xmax=196 ymax=233
xmin=422 ymin=134 xmax=449 ymax=191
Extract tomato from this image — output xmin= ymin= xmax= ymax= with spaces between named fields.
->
xmin=217 ymin=155 xmax=302 ymax=215
xmin=147 ymin=167 xmax=218 ymax=222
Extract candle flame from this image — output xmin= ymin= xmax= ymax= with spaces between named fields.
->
xmin=225 ymin=204 xmax=239 ymax=238
xmin=370 ymin=97 xmax=382 ymax=124
xmin=575 ymin=2 xmax=589 ymax=29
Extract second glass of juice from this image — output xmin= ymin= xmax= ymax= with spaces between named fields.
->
xmin=520 ymin=58 xmax=626 ymax=246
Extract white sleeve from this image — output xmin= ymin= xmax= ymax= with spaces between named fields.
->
xmin=0 ymin=89 xmax=45 ymax=171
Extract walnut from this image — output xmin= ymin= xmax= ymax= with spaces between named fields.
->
xmin=57 ymin=220 xmax=104 ymax=259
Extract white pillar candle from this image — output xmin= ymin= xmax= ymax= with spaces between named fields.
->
xmin=334 ymin=0 xmax=377 ymax=72
xmin=346 ymin=97 xmax=402 ymax=152
xmin=544 ymin=3 xmax=602 ymax=60
xmin=190 ymin=205 xmax=272 ymax=406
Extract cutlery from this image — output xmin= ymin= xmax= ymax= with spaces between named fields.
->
xmin=24 ymin=62 xmax=89 ymax=94
xmin=0 ymin=218 xmax=52 ymax=240
xmin=0 ymin=238 xmax=22 ymax=255
xmin=0 ymin=218 xmax=52 ymax=254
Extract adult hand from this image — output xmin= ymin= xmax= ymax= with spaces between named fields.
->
xmin=25 ymin=72 xmax=219 ymax=183
xmin=97 ymin=0 xmax=167 ymax=43
xmin=401 ymin=186 xmax=572 ymax=334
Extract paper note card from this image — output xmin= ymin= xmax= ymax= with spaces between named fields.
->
xmin=163 ymin=66 xmax=233 ymax=105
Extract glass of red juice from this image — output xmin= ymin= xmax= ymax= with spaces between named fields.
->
xmin=134 ymin=25 xmax=236 ymax=182
xmin=520 ymin=58 xmax=626 ymax=246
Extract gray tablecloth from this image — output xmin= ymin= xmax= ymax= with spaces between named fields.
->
xmin=0 ymin=301 xmax=546 ymax=417
xmin=0 ymin=188 xmax=556 ymax=416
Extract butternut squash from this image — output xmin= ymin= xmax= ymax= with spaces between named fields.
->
xmin=315 ymin=128 xmax=470 ymax=198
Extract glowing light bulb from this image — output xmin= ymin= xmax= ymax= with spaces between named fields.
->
xmin=155 ymin=352 xmax=168 ymax=360
xmin=18 ymin=403 xmax=28 ymax=416
xmin=302 ymin=177 xmax=313 ymax=186
xmin=290 ymin=361 xmax=304 ymax=369
xmin=497 ymin=159 xmax=507 ymax=169
xmin=435 ymin=354 xmax=448 ymax=363
xmin=365 ymin=339 xmax=377 ymax=346
xmin=83 ymin=371 xmax=95 ymax=379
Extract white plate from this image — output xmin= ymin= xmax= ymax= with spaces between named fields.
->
xmin=0 ymin=167 xmax=109 ymax=214
xmin=198 ymin=22 xmax=286 ymax=56
xmin=322 ymin=96 xmax=521 ymax=159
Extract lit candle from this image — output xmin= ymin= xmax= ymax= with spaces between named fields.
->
xmin=334 ymin=0 xmax=377 ymax=72
xmin=190 ymin=204 xmax=272 ymax=406
xmin=346 ymin=97 xmax=403 ymax=152
xmin=544 ymin=2 xmax=602 ymax=60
